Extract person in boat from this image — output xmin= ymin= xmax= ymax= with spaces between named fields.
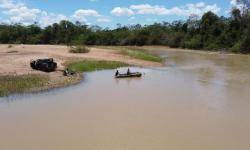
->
xmin=115 ymin=70 xmax=119 ymax=76
xmin=127 ymin=68 xmax=130 ymax=75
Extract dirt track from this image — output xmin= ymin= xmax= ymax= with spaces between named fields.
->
xmin=0 ymin=44 xmax=161 ymax=76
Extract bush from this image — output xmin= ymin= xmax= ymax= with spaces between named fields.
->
xmin=69 ymin=45 xmax=90 ymax=53
xmin=204 ymin=43 xmax=220 ymax=50
xmin=184 ymin=36 xmax=202 ymax=49
xmin=231 ymin=29 xmax=250 ymax=54
xmin=240 ymin=32 xmax=250 ymax=53
xmin=168 ymin=32 xmax=185 ymax=48
xmin=231 ymin=41 xmax=242 ymax=53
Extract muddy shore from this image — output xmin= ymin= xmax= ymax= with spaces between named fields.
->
xmin=0 ymin=44 xmax=162 ymax=96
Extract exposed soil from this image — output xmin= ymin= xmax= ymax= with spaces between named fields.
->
xmin=0 ymin=44 xmax=161 ymax=76
xmin=0 ymin=44 xmax=162 ymax=94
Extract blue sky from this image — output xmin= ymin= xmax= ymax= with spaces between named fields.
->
xmin=0 ymin=0 xmax=238 ymax=28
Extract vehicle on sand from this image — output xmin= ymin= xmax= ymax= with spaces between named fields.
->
xmin=30 ymin=58 xmax=57 ymax=72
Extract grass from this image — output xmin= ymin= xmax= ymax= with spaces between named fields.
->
xmin=0 ymin=74 xmax=48 ymax=96
xmin=69 ymin=45 xmax=90 ymax=53
xmin=93 ymin=46 xmax=163 ymax=62
xmin=67 ymin=60 xmax=128 ymax=72
xmin=121 ymin=49 xmax=163 ymax=62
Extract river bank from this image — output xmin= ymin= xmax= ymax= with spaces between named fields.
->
xmin=0 ymin=44 xmax=161 ymax=96
xmin=1 ymin=44 xmax=249 ymax=96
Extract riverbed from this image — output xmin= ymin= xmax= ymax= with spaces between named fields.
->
xmin=0 ymin=49 xmax=250 ymax=150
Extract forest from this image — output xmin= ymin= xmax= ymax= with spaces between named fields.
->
xmin=0 ymin=5 xmax=250 ymax=53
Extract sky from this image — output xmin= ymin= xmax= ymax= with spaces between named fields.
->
xmin=0 ymin=0 xmax=240 ymax=28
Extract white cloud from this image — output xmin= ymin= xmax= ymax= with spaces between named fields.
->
xmin=230 ymin=0 xmax=237 ymax=6
xmin=225 ymin=0 xmax=243 ymax=15
xmin=111 ymin=2 xmax=220 ymax=17
xmin=96 ymin=17 xmax=111 ymax=22
xmin=230 ymin=0 xmax=243 ymax=9
xmin=0 ymin=0 xmax=69 ymax=26
xmin=72 ymin=9 xmax=101 ymax=18
xmin=130 ymin=4 xmax=169 ymax=15
xmin=0 ymin=0 xmax=110 ymax=26
xmin=110 ymin=7 xmax=134 ymax=16
xmin=72 ymin=9 xmax=111 ymax=23
xmin=71 ymin=9 xmax=98 ymax=22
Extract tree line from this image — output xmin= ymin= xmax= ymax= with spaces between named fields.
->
xmin=0 ymin=7 xmax=250 ymax=53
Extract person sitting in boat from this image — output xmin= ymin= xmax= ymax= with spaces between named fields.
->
xmin=127 ymin=68 xmax=130 ymax=75
xmin=115 ymin=70 xmax=119 ymax=76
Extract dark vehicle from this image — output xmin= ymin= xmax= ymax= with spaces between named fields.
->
xmin=115 ymin=72 xmax=142 ymax=78
xmin=30 ymin=58 xmax=57 ymax=72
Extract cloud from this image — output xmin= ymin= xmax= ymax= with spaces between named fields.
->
xmin=72 ymin=9 xmax=111 ymax=23
xmin=224 ymin=0 xmax=243 ymax=15
xmin=110 ymin=7 xmax=134 ymax=16
xmin=96 ymin=17 xmax=111 ymax=22
xmin=72 ymin=9 xmax=101 ymax=18
xmin=230 ymin=0 xmax=243 ymax=9
xmin=0 ymin=0 xmax=68 ymax=26
xmin=230 ymin=0 xmax=237 ymax=6
xmin=72 ymin=9 xmax=101 ymax=22
xmin=130 ymin=4 xmax=169 ymax=15
xmin=0 ymin=0 xmax=110 ymax=26
xmin=111 ymin=2 xmax=220 ymax=17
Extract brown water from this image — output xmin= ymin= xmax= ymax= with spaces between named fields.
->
xmin=1 ymin=49 xmax=250 ymax=150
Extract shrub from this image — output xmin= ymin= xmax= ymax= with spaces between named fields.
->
xmin=168 ymin=32 xmax=185 ymax=48
xmin=69 ymin=45 xmax=90 ymax=53
xmin=240 ymin=32 xmax=250 ymax=53
xmin=204 ymin=43 xmax=220 ymax=50
xmin=231 ymin=41 xmax=242 ymax=53
xmin=184 ymin=36 xmax=202 ymax=49
xmin=231 ymin=29 xmax=250 ymax=54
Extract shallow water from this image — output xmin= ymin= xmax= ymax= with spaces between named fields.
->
xmin=0 ymin=49 xmax=250 ymax=150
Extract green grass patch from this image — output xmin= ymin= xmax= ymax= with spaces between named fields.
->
xmin=93 ymin=46 xmax=163 ymax=62
xmin=0 ymin=74 xmax=48 ymax=96
xmin=121 ymin=49 xmax=162 ymax=62
xmin=67 ymin=60 xmax=128 ymax=72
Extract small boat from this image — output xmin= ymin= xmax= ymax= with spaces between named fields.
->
xmin=115 ymin=72 xmax=142 ymax=78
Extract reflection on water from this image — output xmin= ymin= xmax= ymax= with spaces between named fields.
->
xmin=0 ymin=49 xmax=250 ymax=150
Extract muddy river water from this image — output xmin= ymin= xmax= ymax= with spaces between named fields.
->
xmin=0 ymin=49 xmax=250 ymax=150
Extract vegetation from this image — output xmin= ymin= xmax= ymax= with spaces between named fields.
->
xmin=95 ymin=46 xmax=163 ymax=62
xmin=0 ymin=74 xmax=48 ymax=96
xmin=67 ymin=60 xmax=128 ymax=72
xmin=122 ymin=49 xmax=163 ymax=62
xmin=69 ymin=45 xmax=90 ymax=53
xmin=0 ymin=1 xmax=249 ymax=53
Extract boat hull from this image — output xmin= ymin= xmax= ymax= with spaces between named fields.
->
xmin=115 ymin=72 xmax=142 ymax=78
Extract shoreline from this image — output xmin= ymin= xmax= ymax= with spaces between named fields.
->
xmin=1 ymin=44 xmax=248 ymax=97
xmin=141 ymin=45 xmax=250 ymax=56
xmin=0 ymin=44 xmax=160 ymax=97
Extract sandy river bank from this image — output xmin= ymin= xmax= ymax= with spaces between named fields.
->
xmin=0 ymin=44 xmax=162 ymax=95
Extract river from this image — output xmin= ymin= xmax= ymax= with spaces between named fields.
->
xmin=0 ymin=49 xmax=250 ymax=150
